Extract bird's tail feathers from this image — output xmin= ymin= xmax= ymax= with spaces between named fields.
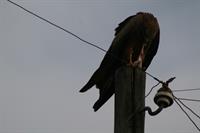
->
xmin=93 ymin=87 xmax=114 ymax=111
xmin=79 ymin=80 xmax=95 ymax=92
xmin=93 ymin=76 xmax=114 ymax=111
xmin=79 ymin=69 xmax=100 ymax=93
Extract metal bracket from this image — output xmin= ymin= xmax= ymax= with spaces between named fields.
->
xmin=144 ymin=77 xmax=175 ymax=116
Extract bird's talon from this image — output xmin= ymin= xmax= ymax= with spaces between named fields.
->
xmin=127 ymin=60 xmax=142 ymax=68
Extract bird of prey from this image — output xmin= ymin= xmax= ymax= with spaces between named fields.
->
xmin=80 ymin=12 xmax=160 ymax=112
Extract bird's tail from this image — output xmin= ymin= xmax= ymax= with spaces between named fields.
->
xmin=79 ymin=69 xmax=99 ymax=92
xmin=93 ymin=76 xmax=114 ymax=111
xmin=93 ymin=89 xmax=114 ymax=111
xmin=79 ymin=79 xmax=95 ymax=92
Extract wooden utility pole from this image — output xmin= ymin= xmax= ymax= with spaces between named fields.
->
xmin=114 ymin=66 xmax=146 ymax=133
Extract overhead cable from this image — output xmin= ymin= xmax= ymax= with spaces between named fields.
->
xmin=7 ymin=0 xmax=107 ymax=53
xmin=173 ymin=88 xmax=200 ymax=92
xmin=174 ymin=97 xmax=200 ymax=132
xmin=7 ymin=0 xmax=162 ymax=83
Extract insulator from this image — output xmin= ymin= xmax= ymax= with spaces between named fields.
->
xmin=154 ymin=85 xmax=174 ymax=108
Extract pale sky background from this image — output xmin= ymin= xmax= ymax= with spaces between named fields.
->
xmin=0 ymin=0 xmax=200 ymax=133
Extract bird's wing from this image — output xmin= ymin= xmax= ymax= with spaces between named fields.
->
xmin=143 ymin=29 xmax=160 ymax=70
xmin=89 ymin=15 xmax=145 ymax=111
xmin=115 ymin=15 xmax=135 ymax=36
xmin=100 ymin=14 xmax=141 ymax=68
xmin=79 ymin=15 xmax=138 ymax=92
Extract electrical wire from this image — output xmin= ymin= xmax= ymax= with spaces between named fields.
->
xmin=174 ymin=98 xmax=200 ymax=132
xmin=145 ymin=76 xmax=176 ymax=98
xmin=174 ymin=96 xmax=200 ymax=120
xmin=6 ymin=0 xmax=128 ymax=65
xmin=145 ymin=82 xmax=160 ymax=98
xmin=145 ymin=71 xmax=162 ymax=83
xmin=173 ymin=88 xmax=200 ymax=92
xmin=177 ymin=98 xmax=200 ymax=102
xmin=7 ymin=0 xmax=164 ymax=84
xmin=7 ymin=0 xmax=107 ymax=53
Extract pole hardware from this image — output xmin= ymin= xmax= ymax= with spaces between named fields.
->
xmin=144 ymin=77 xmax=175 ymax=116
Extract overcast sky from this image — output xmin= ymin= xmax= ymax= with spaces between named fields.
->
xmin=0 ymin=0 xmax=200 ymax=133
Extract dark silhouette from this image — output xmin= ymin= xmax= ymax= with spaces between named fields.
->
xmin=80 ymin=12 xmax=160 ymax=111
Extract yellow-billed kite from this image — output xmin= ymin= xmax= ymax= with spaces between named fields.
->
xmin=80 ymin=12 xmax=160 ymax=111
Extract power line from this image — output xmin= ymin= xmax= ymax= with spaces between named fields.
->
xmin=7 ymin=0 xmax=163 ymax=83
xmin=174 ymin=98 xmax=200 ymax=132
xmin=145 ymin=76 xmax=176 ymax=98
xmin=175 ymin=96 xmax=200 ymax=120
xmin=6 ymin=0 xmax=128 ymax=64
xmin=173 ymin=88 xmax=200 ymax=92
xmin=177 ymin=97 xmax=200 ymax=102
xmin=7 ymin=0 xmax=107 ymax=53
xmin=145 ymin=82 xmax=160 ymax=98
xmin=6 ymin=0 xmax=127 ymax=65
xmin=145 ymin=71 xmax=162 ymax=83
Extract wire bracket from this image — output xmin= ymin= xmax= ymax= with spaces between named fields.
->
xmin=144 ymin=77 xmax=175 ymax=116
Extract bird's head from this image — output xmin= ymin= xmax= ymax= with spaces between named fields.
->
xmin=142 ymin=12 xmax=160 ymax=44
